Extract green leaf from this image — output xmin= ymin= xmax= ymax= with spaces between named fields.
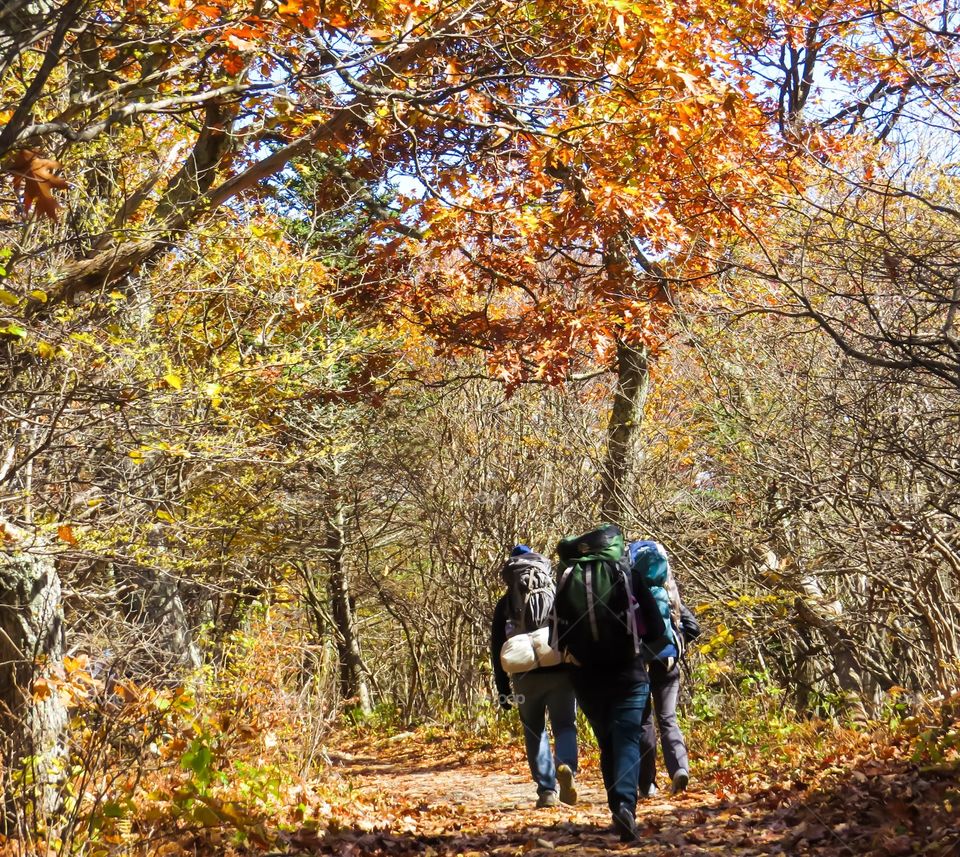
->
xmin=0 ymin=323 xmax=27 ymax=339
xmin=182 ymin=739 xmax=214 ymax=788
xmin=102 ymin=801 xmax=126 ymax=818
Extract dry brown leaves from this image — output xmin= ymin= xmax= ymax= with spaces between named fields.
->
xmin=7 ymin=149 xmax=68 ymax=221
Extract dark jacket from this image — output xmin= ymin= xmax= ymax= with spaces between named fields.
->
xmin=490 ymin=594 xmax=568 ymax=701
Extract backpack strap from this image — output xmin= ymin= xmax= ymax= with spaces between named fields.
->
xmin=621 ymin=565 xmax=641 ymax=656
xmin=585 ymin=561 xmax=600 ymax=642
xmin=672 ymin=616 xmax=685 ymax=657
xmin=550 ymin=565 xmax=575 ymax=648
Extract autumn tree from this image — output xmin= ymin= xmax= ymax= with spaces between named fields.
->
xmin=2 ymin=1 xmax=960 ymax=822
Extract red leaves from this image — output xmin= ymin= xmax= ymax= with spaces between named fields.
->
xmin=8 ymin=149 xmax=68 ymax=221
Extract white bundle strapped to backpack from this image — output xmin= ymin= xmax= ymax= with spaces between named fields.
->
xmin=500 ymin=626 xmax=563 ymax=674
xmin=499 ymin=551 xmax=563 ymax=675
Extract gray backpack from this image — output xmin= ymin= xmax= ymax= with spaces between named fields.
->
xmin=501 ymin=552 xmax=555 ymax=636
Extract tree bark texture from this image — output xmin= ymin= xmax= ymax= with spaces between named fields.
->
xmin=0 ymin=544 xmax=67 ymax=820
xmin=119 ymin=566 xmax=201 ymax=681
xmin=325 ymin=501 xmax=372 ymax=715
xmin=600 ymin=339 xmax=650 ymax=524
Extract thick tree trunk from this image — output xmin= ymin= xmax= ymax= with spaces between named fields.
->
xmin=0 ymin=540 xmax=68 ymax=821
xmin=325 ymin=501 xmax=372 ymax=715
xmin=600 ymin=339 xmax=650 ymax=523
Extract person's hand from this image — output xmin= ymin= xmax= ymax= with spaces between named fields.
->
xmin=498 ymin=694 xmax=513 ymax=712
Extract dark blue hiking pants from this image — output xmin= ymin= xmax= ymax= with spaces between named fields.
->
xmin=574 ymin=678 xmax=650 ymax=812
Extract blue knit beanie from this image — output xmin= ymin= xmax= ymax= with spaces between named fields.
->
xmin=510 ymin=544 xmax=532 ymax=556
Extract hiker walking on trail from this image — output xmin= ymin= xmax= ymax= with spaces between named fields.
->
xmin=491 ymin=545 xmax=579 ymax=809
xmin=552 ymin=525 xmax=668 ymax=842
xmin=630 ymin=540 xmax=699 ymax=798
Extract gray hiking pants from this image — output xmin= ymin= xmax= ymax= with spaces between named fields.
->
xmin=639 ymin=659 xmax=689 ymax=790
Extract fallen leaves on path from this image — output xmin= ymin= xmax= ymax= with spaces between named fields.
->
xmin=18 ymin=699 xmax=956 ymax=856
xmin=299 ymin=708 xmax=960 ymax=857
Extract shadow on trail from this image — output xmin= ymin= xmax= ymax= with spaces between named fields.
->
xmin=284 ymin=821 xmax=624 ymax=856
xmin=331 ymin=761 xmax=474 ymax=778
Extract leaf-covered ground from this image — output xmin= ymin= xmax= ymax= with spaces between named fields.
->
xmin=279 ymin=715 xmax=960 ymax=857
xmin=14 ymin=693 xmax=957 ymax=856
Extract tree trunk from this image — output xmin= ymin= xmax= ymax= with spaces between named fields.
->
xmin=325 ymin=500 xmax=372 ymax=715
xmin=0 ymin=540 xmax=68 ymax=822
xmin=600 ymin=339 xmax=650 ymax=523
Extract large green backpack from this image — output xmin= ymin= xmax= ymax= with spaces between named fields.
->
xmin=552 ymin=524 xmax=644 ymax=668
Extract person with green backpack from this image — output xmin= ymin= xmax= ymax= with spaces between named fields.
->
xmin=552 ymin=524 xmax=668 ymax=842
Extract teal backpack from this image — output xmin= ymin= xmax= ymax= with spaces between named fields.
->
xmin=629 ymin=539 xmax=681 ymax=656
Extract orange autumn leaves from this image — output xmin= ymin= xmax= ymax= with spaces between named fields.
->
xmin=355 ymin=0 xmax=782 ymax=384
xmin=9 ymin=149 xmax=68 ymax=221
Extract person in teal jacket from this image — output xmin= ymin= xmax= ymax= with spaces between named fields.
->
xmin=629 ymin=540 xmax=690 ymax=796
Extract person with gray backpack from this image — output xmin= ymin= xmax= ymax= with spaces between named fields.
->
xmin=490 ymin=545 xmax=578 ymax=808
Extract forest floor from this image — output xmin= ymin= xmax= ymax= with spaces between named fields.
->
xmin=276 ymin=715 xmax=960 ymax=857
xmin=17 ymin=695 xmax=960 ymax=856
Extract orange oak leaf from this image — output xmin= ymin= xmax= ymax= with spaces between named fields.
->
xmin=9 ymin=149 xmax=69 ymax=221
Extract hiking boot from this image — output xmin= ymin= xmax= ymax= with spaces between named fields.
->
xmin=640 ymin=782 xmax=658 ymax=799
xmin=536 ymin=789 xmax=559 ymax=808
xmin=612 ymin=802 xmax=639 ymax=842
xmin=671 ymin=768 xmax=689 ymax=794
xmin=556 ymin=764 xmax=578 ymax=806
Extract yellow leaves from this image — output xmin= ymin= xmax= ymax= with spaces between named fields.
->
xmin=156 ymin=510 xmax=177 ymax=524
xmin=70 ymin=331 xmax=100 ymax=350
xmin=0 ymin=288 xmax=19 ymax=306
xmin=700 ymin=622 xmax=735 ymax=657
xmin=130 ymin=441 xmax=192 ymax=464
xmin=163 ymin=372 xmax=184 ymax=390
xmin=249 ymin=221 xmax=282 ymax=242
xmin=203 ymin=382 xmax=223 ymax=407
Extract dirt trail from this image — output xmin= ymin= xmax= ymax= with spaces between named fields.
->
xmin=305 ymin=730 xmax=959 ymax=856
xmin=321 ymin=737 xmax=731 ymax=855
